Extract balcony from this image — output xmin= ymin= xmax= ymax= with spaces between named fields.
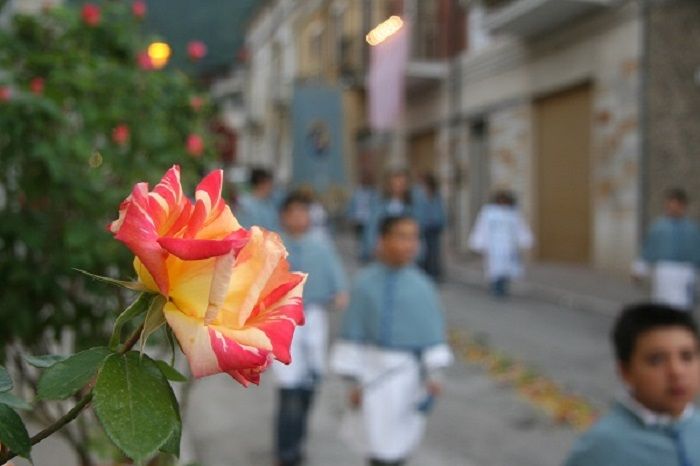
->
xmin=483 ymin=0 xmax=612 ymax=38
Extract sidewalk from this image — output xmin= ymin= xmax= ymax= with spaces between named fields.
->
xmin=447 ymin=256 xmax=647 ymax=317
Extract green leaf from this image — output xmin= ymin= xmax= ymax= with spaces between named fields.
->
xmin=0 ymin=403 xmax=31 ymax=459
xmin=109 ymin=292 xmax=153 ymax=350
xmin=155 ymin=361 xmax=188 ymax=383
xmin=0 ymin=392 xmax=32 ymax=411
xmin=159 ymin=422 xmax=182 ymax=457
xmin=0 ymin=365 xmax=12 ymax=393
xmin=24 ymin=354 xmax=66 ymax=369
xmin=139 ymin=295 xmax=167 ymax=352
xmin=94 ymin=352 xmax=179 ymax=462
xmin=37 ymin=347 xmax=111 ymax=400
xmin=74 ymin=268 xmax=151 ymax=292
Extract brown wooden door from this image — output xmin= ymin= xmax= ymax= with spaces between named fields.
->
xmin=535 ymin=83 xmax=592 ymax=263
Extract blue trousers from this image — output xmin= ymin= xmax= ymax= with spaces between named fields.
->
xmin=275 ymin=388 xmax=315 ymax=466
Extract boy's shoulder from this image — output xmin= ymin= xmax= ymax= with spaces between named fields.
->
xmin=566 ymin=406 xmax=639 ymax=465
xmin=565 ymin=402 xmax=700 ymax=466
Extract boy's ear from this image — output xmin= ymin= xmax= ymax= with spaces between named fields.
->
xmin=617 ymin=360 xmax=634 ymax=387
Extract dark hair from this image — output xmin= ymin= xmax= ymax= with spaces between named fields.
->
xmin=422 ymin=173 xmax=438 ymax=195
xmin=280 ymin=192 xmax=311 ymax=212
xmin=612 ymin=303 xmax=700 ymax=366
xmin=665 ymin=188 xmax=688 ymax=205
xmin=383 ymin=170 xmax=412 ymax=205
xmin=492 ymin=190 xmax=516 ymax=206
xmin=249 ymin=167 xmax=273 ymax=187
xmin=379 ymin=215 xmax=416 ymax=237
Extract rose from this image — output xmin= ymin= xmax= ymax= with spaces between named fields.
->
xmin=29 ymin=77 xmax=44 ymax=95
xmin=109 ymin=166 xmax=305 ymax=385
xmin=81 ymin=4 xmax=101 ymax=27
xmin=186 ymin=133 xmax=204 ymax=157
xmin=0 ymin=86 xmax=11 ymax=102
xmin=112 ymin=124 xmax=130 ymax=145
xmin=136 ymin=51 xmax=154 ymax=71
xmin=189 ymin=96 xmax=204 ymax=112
xmin=132 ymin=0 xmax=146 ymax=19
xmin=187 ymin=41 xmax=207 ymax=61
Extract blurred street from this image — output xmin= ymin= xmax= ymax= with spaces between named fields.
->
xmin=20 ymin=234 xmax=635 ymax=466
xmin=3 ymin=0 xmax=700 ymax=465
xmin=182 ymin=234 xmax=620 ymax=466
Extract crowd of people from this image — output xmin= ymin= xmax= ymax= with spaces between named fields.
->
xmin=231 ymin=166 xmax=700 ymax=466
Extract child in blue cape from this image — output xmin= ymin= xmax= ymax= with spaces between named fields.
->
xmin=272 ymin=192 xmax=348 ymax=466
xmin=565 ymin=303 xmax=700 ymax=466
xmin=332 ymin=215 xmax=453 ymax=466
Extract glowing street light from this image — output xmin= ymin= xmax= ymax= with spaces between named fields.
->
xmin=366 ymin=15 xmax=404 ymax=46
xmin=147 ymin=41 xmax=171 ymax=69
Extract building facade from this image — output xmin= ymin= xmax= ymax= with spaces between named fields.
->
xmin=442 ymin=0 xmax=643 ymax=274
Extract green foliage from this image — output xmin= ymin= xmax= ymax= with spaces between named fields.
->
xmin=109 ymin=292 xmax=154 ymax=350
xmin=0 ymin=365 xmax=11 ymax=392
xmin=94 ymin=352 xmax=180 ymax=462
xmin=155 ymin=360 xmax=188 ymax=383
xmin=37 ymin=346 xmax=111 ymax=400
xmin=0 ymin=2 xmax=214 ymax=353
xmin=23 ymin=354 xmax=67 ymax=369
xmin=0 ymin=392 xmax=32 ymax=411
xmin=0 ymin=403 xmax=31 ymax=459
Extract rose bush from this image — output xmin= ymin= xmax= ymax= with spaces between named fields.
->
xmin=0 ymin=167 xmax=306 ymax=465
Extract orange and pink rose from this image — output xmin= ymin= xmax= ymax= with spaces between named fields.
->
xmin=109 ymin=166 xmax=305 ymax=385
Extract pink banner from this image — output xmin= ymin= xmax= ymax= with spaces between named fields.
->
xmin=367 ymin=21 xmax=410 ymax=132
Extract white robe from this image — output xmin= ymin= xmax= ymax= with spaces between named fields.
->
xmin=634 ymin=260 xmax=697 ymax=309
xmin=469 ymin=204 xmax=533 ymax=280
xmin=331 ymin=341 xmax=453 ymax=461
xmin=273 ymin=304 xmax=328 ymax=388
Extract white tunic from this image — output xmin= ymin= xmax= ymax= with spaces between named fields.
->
xmin=331 ymin=341 xmax=453 ymax=461
xmin=469 ymin=204 xmax=533 ymax=280
xmin=273 ymin=304 xmax=328 ymax=388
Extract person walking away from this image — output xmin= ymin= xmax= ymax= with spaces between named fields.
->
xmin=331 ymin=215 xmax=453 ymax=466
xmin=564 ymin=303 xmax=700 ymax=465
xmin=468 ymin=191 xmax=533 ymax=297
xmin=416 ymin=173 xmax=446 ymax=282
xmin=347 ymin=174 xmax=378 ymax=262
xmin=632 ymin=188 xmax=700 ymax=309
xmin=273 ymin=192 xmax=348 ymax=466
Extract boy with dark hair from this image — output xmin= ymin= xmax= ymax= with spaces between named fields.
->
xmin=331 ymin=215 xmax=453 ymax=466
xmin=235 ymin=166 xmax=279 ymax=231
xmin=633 ymin=188 xmax=700 ymax=308
xmin=565 ymin=303 xmax=700 ymax=465
xmin=272 ymin=192 xmax=348 ymax=466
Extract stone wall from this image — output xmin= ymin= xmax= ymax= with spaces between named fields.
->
xmin=488 ymin=103 xmax=533 ymax=220
xmin=647 ymin=0 xmax=700 ymax=222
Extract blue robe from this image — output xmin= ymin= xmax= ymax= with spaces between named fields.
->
xmin=280 ymin=230 xmax=347 ymax=306
xmin=235 ymin=193 xmax=279 ymax=232
xmin=565 ymin=402 xmax=700 ymax=466
xmin=642 ymin=216 xmax=700 ymax=267
xmin=339 ymin=263 xmax=446 ymax=350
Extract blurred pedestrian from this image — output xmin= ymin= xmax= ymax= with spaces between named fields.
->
xmin=468 ymin=191 xmax=533 ymax=298
xmin=331 ymin=215 xmax=453 ymax=466
xmin=416 ymin=173 xmax=446 ymax=282
xmin=347 ymin=174 xmax=378 ymax=261
xmin=363 ymin=170 xmax=419 ymax=262
xmin=235 ymin=167 xmax=280 ymax=232
xmin=632 ymin=188 xmax=700 ymax=309
xmin=564 ymin=303 xmax=700 ymax=465
xmin=273 ymin=192 xmax=348 ymax=466
xmin=296 ymin=185 xmax=330 ymax=237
